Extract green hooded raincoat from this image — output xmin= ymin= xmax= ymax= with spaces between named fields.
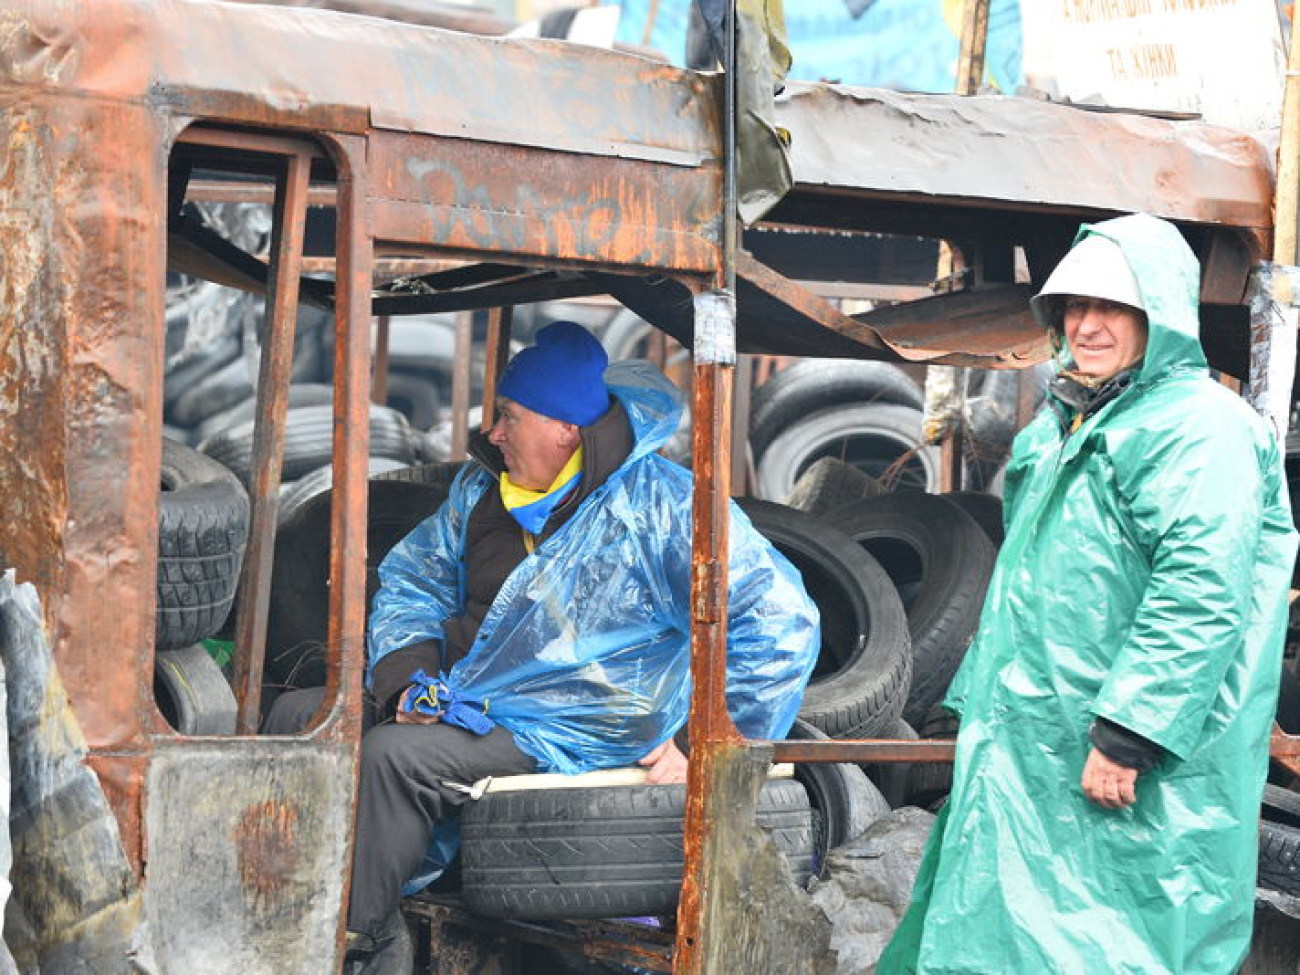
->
xmin=879 ymin=214 xmax=1297 ymax=974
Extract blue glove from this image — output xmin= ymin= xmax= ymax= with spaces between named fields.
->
xmin=404 ymin=669 xmax=496 ymax=736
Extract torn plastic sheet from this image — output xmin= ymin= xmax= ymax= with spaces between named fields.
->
xmin=0 ymin=571 xmax=155 ymax=973
xmin=1247 ymin=262 xmax=1300 ymax=442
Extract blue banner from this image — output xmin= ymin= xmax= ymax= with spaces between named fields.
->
xmin=612 ymin=0 xmax=1023 ymax=94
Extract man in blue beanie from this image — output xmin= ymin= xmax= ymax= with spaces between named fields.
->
xmin=336 ymin=321 xmax=819 ymax=968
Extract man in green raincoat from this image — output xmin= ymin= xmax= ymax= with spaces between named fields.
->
xmin=879 ymin=213 xmax=1297 ymax=973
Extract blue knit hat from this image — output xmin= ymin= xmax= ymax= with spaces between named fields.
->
xmin=497 ymin=321 xmax=611 ymax=426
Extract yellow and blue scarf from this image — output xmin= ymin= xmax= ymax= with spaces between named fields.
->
xmin=498 ymin=447 xmax=583 ymax=537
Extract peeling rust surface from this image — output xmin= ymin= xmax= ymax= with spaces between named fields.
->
xmin=235 ymin=800 xmax=303 ymax=906
xmin=369 ymin=131 xmax=720 ymax=272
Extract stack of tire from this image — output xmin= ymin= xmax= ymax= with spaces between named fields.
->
xmin=163 ymin=294 xmax=452 ymax=497
xmin=741 ymin=483 xmax=999 ymax=813
xmin=751 ymin=359 xmax=938 ymax=498
xmin=154 ymin=437 xmax=249 ymax=735
xmin=750 ymin=358 xmax=1047 ymax=498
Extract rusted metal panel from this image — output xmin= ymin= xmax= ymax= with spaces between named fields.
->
xmin=225 ymin=0 xmax=515 ymax=35
xmin=368 ymin=132 xmax=720 ymax=271
xmin=7 ymin=0 xmax=715 ymax=162
xmin=736 ymin=251 xmax=1048 ymax=367
xmin=0 ymin=82 xmax=164 ymax=859
xmin=775 ymin=83 xmax=1274 ymax=235
xmin=1270 ymin=725 xmax=1300 ymax=778
xmin=144 ymin=740 xmax=354 ymax=974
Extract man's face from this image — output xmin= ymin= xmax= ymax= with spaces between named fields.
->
xmin=488 ymin=398 xmax=578 ymax=491
xmin=1062 ymin=297 xmax=1148 ymax=379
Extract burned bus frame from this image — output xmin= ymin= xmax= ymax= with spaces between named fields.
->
xmin=0 ymin=0 xmax=1290 ymax=971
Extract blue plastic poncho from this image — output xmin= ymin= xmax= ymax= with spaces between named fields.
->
xmin=881 ymin=214 xmax=1298 ymax=974
xmin=367 ymin=361 xmax=820 ymax=774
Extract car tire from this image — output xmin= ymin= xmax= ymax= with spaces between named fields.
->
xmin=460 ymin=778 xmax=816 ymax=920
xmin=1259 ymin=815 xmax=1300 ymax=897
xmin=154 ymin=643 xmax=238 ymax=735
xmin=941 ymin=491 xmax=1004 ymax=546
xmin=824 ymin=491 xmax=996 ymax=727
xmin=787 ymin=718 xmax=890 ymax=861
xmin=198 ymin=403 xmax=415 ymax=486
xmin=265 ymin=475 xmax=456 ymax=687
xmin=737 ymin=499 xmax=912 ymax=739
xmin=749 ymin=359 xmax=924 ymax=460
xmin=756 ymin=404 xmax=939 ymax=501
xmin=904 ymin=706 xmax=960 ymax=809
xmin=782 ymin=456 xmax=885 ymax=519
xmin=157 ymin=439 xmax=249 ymax=651
xmin=860 ymin=717 xmax=917 ymax=809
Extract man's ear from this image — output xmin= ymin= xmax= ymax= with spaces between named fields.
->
xmin=557 ymin=422 xmax=580 ymax=449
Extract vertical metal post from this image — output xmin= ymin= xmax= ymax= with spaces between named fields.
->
xmin=956 ymin=0 xmax=990 ymax=95
xmin=450 ymin=310 xmax=474 ymax=460
xmin=373 ymin=315 xmax=391 ymax=405
xmin=482 ymin=306 xmax=514 ymax=433
xmin=930 ymin=0 xmax=990 ymax=492
xmin=325 ymin=132 xmax=374 ymax=962
xmin=232 ymin=149 xmax=312 ymax=735
xmin=675 ymin=0 xmax=741 ymax=970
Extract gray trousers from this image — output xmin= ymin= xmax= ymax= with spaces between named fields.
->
xmin=263 ymin=689 xmax=537 ymax=937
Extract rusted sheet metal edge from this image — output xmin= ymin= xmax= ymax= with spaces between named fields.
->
xmin=1 ymin=0 xmax=716 ymax=164
xmin=369 ymin=121 xmax=709 ymax=169
xmin=403 ymin=901 xmax=674 ymax=972
xmin=772 ymin=738 xmax=957 ymax=764
xmin=738 ymin=250 xmax=1048 ymax=367
xmin=775 ymin=82 xmax=1274 ymax=231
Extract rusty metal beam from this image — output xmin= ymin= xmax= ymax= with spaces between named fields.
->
xmin=322 ymin=132 xmax=373 ymax=743
xmin=772 ymin=738 xmax=956 ymax=764
xmin=371 ymin=271 xmax=607 ymax=316
xmin=372 ymin=315 xmax=391 ymax=405
xmin=167 ymin=213 xmax=335 ymax=307
xmin=231 ymin=141 xmax=313 ymax=736
xmin=736 ymin=249 xmax=890 ymax=355
xmin=955 ymin=0 xmax=991 ymax=96
xmin=320 ymin=133 xmax=374 ymax=966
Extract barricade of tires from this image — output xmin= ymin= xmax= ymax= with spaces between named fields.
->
xmin=163 ymin=278 xmax=454 ymax=499
xmin=737 ymin=476 xmax=999 ymax=820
